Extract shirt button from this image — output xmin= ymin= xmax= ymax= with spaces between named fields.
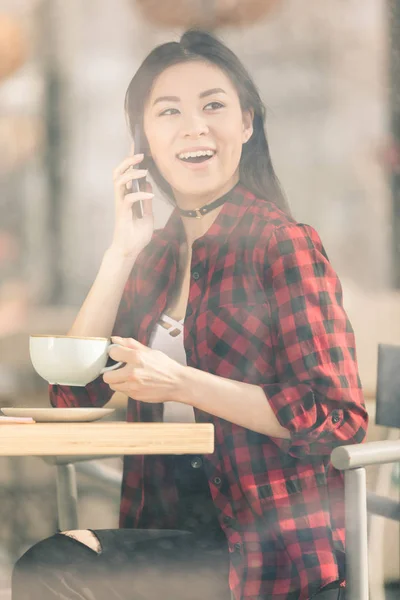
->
xmin=213 ymin=476 xmax=222 ymax=486
xmin=223 ymin=516 xmax=233 ymax=525
xmin=192 ymin=271 xmax=200 ymax=280
xmin=331 ymin=410 xmax=341 ymax=424
xmin=190 ymin=457 xmax=203 ymax=469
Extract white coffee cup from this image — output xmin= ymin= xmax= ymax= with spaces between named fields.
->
xmin=29 ymin=335 xmax=124 ymax=387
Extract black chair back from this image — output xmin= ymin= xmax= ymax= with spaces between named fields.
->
xmin=376 ymin=343 xmax=400 ymax=429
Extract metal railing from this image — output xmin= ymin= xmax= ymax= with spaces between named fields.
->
xmin=331 ymin=438 xmax=400 ymax=600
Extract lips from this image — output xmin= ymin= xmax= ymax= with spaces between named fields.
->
xmin=176 ymin=148 xmax=216 ymax=163
xmin=176 ymin=154 xmax=217 ymax=171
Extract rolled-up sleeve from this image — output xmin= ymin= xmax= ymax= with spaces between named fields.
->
xmin=49 ymin=265 xmax=138 ymax=408
xmin=261 ymin=223 xmax=368 ymax=457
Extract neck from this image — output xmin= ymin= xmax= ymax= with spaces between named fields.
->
xmin=174 ymin=175 xmax=239 ymax=246
xmin=180 ymin=204 xmax=224 ymax=247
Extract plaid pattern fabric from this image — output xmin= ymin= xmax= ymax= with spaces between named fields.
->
xmin=50 ymin=183 xmax=367 ymax=599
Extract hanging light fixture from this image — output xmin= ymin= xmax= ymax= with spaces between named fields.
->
xmin=134 ymin=0 xmax=280 ymax=29
xmin=0 ymin=14 xmax=28 ymax=81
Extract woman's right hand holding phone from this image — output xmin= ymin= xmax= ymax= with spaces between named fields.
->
xmin=67 ymin=148 xmax=154 ymax=340
xmin=110 ymin=147 xmax=154 ymax=261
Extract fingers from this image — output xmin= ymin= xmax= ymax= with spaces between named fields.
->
xmin=142 ymin=194 xmax=153 ymax=217
xmin=122 ymin=192 xmax=154 ymax=211
xmin=103 ymin=364 xmax=134 ymax=385
xmin=104 ymin=339 xmax=151 ymax=386
xmin=112 ymin=336 xmax=152 ymax=352
xmin=125 ymin=194 xmax=153 ymax=218
xmin=105 ymin=381 xmax=129 ymax=393
xmin=108 ymin=344 xmax=141 ymax=365
xmin=103 ymin=346 xmax=141 ymax=386
xmin=143 ymin=180 xmax=153 ymax=194
xmin=113 ymin=154 xmax=144 ymax=181
xmin=117 ymin=169 xmax=148 ymax=189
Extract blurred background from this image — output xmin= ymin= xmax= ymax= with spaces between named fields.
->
xmin=0 ymin=0 xmax=399 ymax=598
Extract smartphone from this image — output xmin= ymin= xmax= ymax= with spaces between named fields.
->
xmin=131 ymin=124 xmax=144 ymax=219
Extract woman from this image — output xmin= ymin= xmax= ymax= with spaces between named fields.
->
xmin=13 ymin=29 xmax=367 ymax=600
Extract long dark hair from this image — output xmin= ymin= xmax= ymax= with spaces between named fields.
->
xmin=125 ymin=29 xmax=290 ymax=214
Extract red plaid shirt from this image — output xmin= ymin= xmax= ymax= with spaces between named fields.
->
xmin=50 ymin=183 xmax=368 ymax=599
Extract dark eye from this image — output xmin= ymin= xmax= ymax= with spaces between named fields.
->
xmin=159 ymin=108 xmax=180 ymax=116
xmin=204 ymin=101 xmax=224 ymax=111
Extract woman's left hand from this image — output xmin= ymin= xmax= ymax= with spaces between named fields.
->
xmin=103 ymin=336 xmax=186 ymax=403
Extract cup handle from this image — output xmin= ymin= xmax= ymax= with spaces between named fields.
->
xmin=100 ymin=343 xmax=124 ymax=374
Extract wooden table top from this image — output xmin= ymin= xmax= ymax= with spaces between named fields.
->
xmin=0 ymin=422 xmax=215 ymax=456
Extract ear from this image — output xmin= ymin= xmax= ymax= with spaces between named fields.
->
xmin=242 ymin=109 xmax=254 ymax=144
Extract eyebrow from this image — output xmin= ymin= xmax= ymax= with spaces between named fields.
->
xmin=152 ymin=87 xmax=227 ymax=106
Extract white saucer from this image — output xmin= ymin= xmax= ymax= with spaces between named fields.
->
xmin=1 ymin=408 xmax=115 ymax=423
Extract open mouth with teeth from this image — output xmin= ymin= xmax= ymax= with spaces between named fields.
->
xmin=177 ymin=150 xmax=216 ymax=163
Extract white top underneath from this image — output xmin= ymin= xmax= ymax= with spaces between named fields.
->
xmin=148 ymin=314 xmax=195 ymax=423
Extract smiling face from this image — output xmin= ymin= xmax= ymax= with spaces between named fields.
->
xmin=143 ymin=60 xmax=253 ymax=206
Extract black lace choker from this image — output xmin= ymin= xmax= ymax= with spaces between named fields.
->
xmin=177 ymin=189 xmax=233 ymax=219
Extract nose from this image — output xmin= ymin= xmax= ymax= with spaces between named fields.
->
xmin=180 ymin=113 xmax=209 ymax=138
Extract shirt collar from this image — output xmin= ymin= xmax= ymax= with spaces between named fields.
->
xmin=155 ymin=182 xmax=257 ymax=247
